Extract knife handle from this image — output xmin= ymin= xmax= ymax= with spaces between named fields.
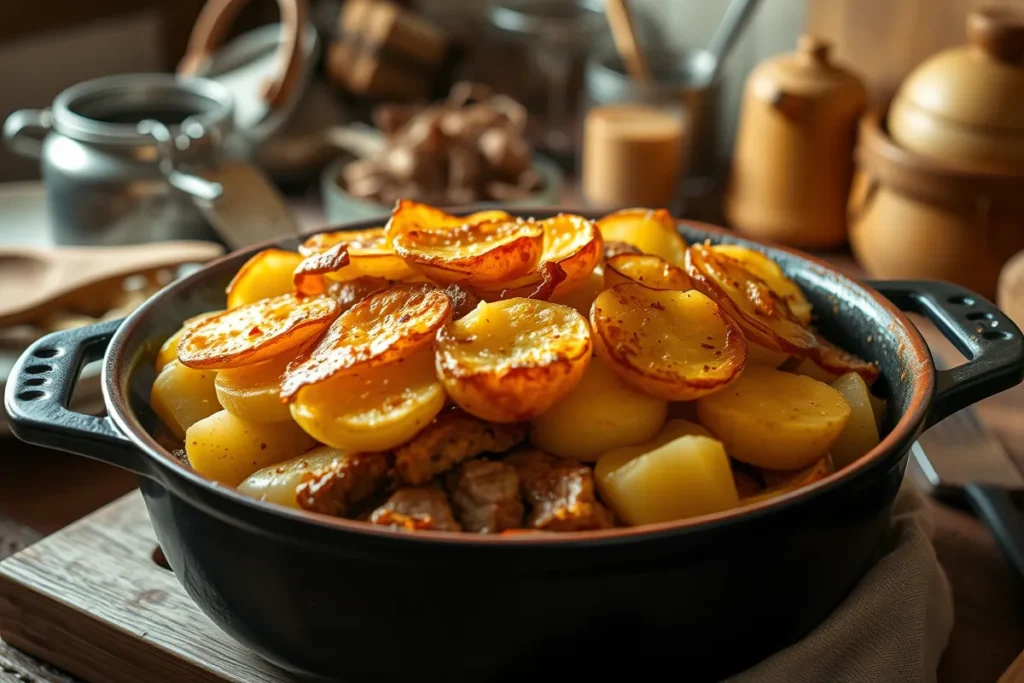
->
xmin=870 ymin=280 xmax=1024 ymax=427
xmin=964 ymin=483 xmax=1024 ymax=581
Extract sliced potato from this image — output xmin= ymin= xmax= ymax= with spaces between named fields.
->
xmin=697 ymin=366 xmax=851 ymax=470
xmin=711 ymin=244 xmax=812 ymax=326
xmin=282 ymin=283 xmax=451 ymax=398
xmin=155 ymin=311 xmax=222 ymax=373
xmin=290 ymin=345 xmax=446 ymax=452
xmin=300 ymin=227 xmax=416 ymax=281
xmin=384 ymin=200 xmax=510 ymax=246
xmin=742 ymin=455 xmax=835 ymax=506
xmin=489 ymin=214 xmax=603 ymax=298
xmin=596 ymin=435 xmax=739 ymax=525
xmin=829 ymin=372 xmax=881 ymax=468
xmin=226 ymin=249 xmax=305 ymax=309
xmin=870 ymin=393 xmax=887 ymax=431
xmin=597 ymin=208 xmax=687 ymax=267
xmin=292 ymin=243 xmax=350 ymax=297
xmin=215 ymin=352 xmax=296 ymax=423
xmin=238 ymin=446 xmax=345 ymax=508
xmin=686 ymin=243 xmax=817 ymax=355
xmin=435 ymin=299 xmax=592 ymax=423
xmin=529 ymin=354 xmax=668 ymax=461
xmin=788 ymin=355 xmax=841 ymax=383
xmin=747 ymin=341 xmax=791 ymax=368
xmin=604 ymin=254 xmax=692 ymax=291
xmin=550 ymin=265 xmax=605 ymax=318
xmin=185 ymin=410 xmax=316 ymax=486
xmin=590 ymin=284 xmax=747 ymax=401
xmin=809 ymin=332 xmax=880 ymax=385
xmin=594 ymin=417 xmax=711 ymax=474
xmin=178 ymin=294 xmax=339 ymax=370
xmin=150 ymin=360 xmax=221 ymax=439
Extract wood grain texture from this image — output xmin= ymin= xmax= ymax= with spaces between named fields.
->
xmin=807 ymin=0 xmax=1024 ymax=105
xmin=0 ymin=493 xmax=289 ymax=683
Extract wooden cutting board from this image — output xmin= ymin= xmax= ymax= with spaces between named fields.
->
xmin=0 ymin=492 xmax=294 ymax=683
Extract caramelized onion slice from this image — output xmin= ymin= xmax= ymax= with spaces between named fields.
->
xmin=604 ymin=253 xmax=692 ymax=291
xmin=293 ymin=243 xmax=350 ymax=297
xmin=686 ymin=243 xmax=817 ymax=355
xmin=178 ymin=294 xmax=340 ymax=370
xmin=282 ymin=283 xmax=451 ymax=398
xmin=435 ymin=298 xmax=592 ymax=423
xmin=590 ymin=284 xmax=747 ymax=401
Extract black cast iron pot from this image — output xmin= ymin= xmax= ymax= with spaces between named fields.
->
xmin=6 ymin=213 xmax=1024 ymax=682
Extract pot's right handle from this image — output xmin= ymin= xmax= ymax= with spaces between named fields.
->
xmin=870 ymin=280 xmax=1024 ymax=427
xmin=3 ymin=319 xmax=149 ymax=476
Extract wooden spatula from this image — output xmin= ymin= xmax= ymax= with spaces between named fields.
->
xmin=0 ymin=241 xmax=225 ymax=328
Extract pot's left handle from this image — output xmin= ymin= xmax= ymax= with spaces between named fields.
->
xmin=3 ymin=319 xmax=149 ymax=476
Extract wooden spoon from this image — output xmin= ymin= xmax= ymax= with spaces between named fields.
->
xmin=605 ymin=0 xmax=651 ymax=83
xmin=0 ymin=241 xmax=225 ymax=328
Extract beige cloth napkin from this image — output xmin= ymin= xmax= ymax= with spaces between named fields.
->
xmin=727 ymin=479 xmax=955 ymax=683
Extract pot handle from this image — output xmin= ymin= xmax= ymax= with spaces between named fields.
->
xmin=3 ymin=109 xmax=51 ymax=159
xmin=870 ymin=280 xmax=1024 ymax=427
xmin=3 ymin=319 xmax=149 ymax=476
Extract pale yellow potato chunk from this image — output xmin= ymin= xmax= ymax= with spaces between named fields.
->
xmin=830 ymin=372 xmax=881 ymax=468
xmin=595 ymin=417 xmax=711 ymax=474
xmin=290 ymin=346 xmax=445 ymax=452
xmin=596 ymin=435 xmax=739 ymax=525
xmin=746 ymin=341 xmax=791 ymax=368
xmin=697 ymin=366 xmax=851 ymax=470
xmin=550 ymin=265 xmax=605 ymax=318
xmin=436 ymin=299 xmax=592 ymax=423
xmin=215 ymin=354 xmax=293 ymax=423
xmin=150 ymin=360 xmax=221 ymax=439
xmin=154 ymin=311 xmax=222 ymax=373
xmin=591 ymin=285 xmax=747 ymax=401
xmin=238 ymin=446 xmax=345 ymax=508
xmin=790 ymin=356 xmax=842 ymax=384
xmin=185 ymin=410 xmax=316 ymax=486
xmin=597 ymin=208 xmax=687 ymax=267
xmin=870 ymin=394 xmax=887 ymax=431
xmin=529 ymin=355 xmax=667 ymax=461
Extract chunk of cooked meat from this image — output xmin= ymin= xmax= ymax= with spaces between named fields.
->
xmin=443 ymin=283 xmax=482 ymax=320
xmin=603 ymin=240 xmax=643 ymax=260
xmin=394 ymin=410 xmax=527 ymax=485
xmin=296 ymin=451 xmax=390 ymax=516
xmin=504 ymin=449 xmax=615 ymax=531
xmin=369 ymin=487 xmax=462 ymax=532
xmin=446 ymin=459 xmax=524 ymax=533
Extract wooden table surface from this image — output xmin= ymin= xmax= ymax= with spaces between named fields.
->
xmin=0 ymin=206 xmax=1022 ymax=681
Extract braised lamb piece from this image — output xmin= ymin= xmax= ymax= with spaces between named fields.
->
xmin=504 ymin=449 xmax=615 ymax=532
xmin=297 ymin=452 xmax=390 ymax=517
xmin=369 ymin=487 xmax=462 ymax=532
xmin=446 ymin=459 xmax=524 ymax=533
xmin=394 ymin=410 xmax=527 ymax=486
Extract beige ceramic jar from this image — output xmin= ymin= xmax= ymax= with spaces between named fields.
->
xmin=725 ymin=36 xmax=867 ymax=249
xmin=888 ymin=7 xmax=1024 ymax=172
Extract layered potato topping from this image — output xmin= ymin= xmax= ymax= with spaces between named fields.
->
xmin=151 ymin=201 xmax=885 ymax=534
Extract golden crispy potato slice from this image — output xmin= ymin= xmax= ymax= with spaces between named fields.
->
xmin=282 ymin=283 xmax=451 ymax=398
xmin=392 ymin=217 xmax=545 ymax=288
xmin=597 ymin=208 xmax=687 ymax=267
xmin=155 ymin=311 xmax=222 ymax=373
xmin=435 ymin=299 xmax=592 ymax=422
xmin=292 ymin=243 xmax=349 ymax=297
xmin=604 ymin=254 xmax=692 ymax=291
xmin=697 ymin=367 xmax=850 ymax=470
xmin=590 ymin=284 xmax=747 ymax=401
xmin=711 ymin=244 xmax=812 ymax=326
xmin=491 ymin=214 xmax=603 ymax=298
xmin=686 ymin=243 xmax=817 ymax=355
xmin=178 ymin=294 xmax=339 ymax=370
xmin=384 ymin=200 xmax=510 ymax=245
xmin=290 ymin=345 xmax=446 ymax=452
xmin=226 ymin=249 xmax=306 ymax=309
xmin=741 ymin=455 xmax=835 ymax=506
xmin=300 ymin=227 xmax=416 ymax=282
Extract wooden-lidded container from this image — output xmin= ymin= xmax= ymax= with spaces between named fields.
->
xmin=725 ymin=35 xmax=867 ymax=249
xmin=888 ymin=6 xmax=1024 ymax=172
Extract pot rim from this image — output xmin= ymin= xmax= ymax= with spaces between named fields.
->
xmin=103 ymin=212 xmax=935 ymax=547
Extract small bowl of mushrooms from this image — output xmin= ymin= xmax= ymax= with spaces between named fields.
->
xmin=321 ymin=83 xmax=563 ymax=222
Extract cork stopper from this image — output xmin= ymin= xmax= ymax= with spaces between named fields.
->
xmin=797 ymin=35 xmax=831 ymax=64
xmin=967 ymin=6 xmax=1024 ymax=64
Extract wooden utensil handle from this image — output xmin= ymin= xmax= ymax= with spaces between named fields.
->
xmin=177 ymin=0 xmax=309 ymax=110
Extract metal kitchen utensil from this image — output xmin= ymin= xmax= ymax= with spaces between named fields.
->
xmin=705 ymin=0 xmax=763 ymax=85
xmin=911 ymin=320 xmax=1024 ymax=578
